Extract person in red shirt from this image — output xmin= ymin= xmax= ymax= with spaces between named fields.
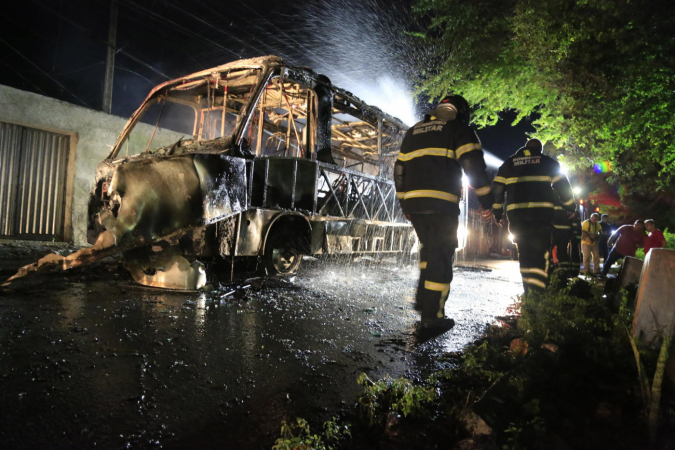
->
xmin=601 ymin=220 xmax=645 ymax=276
xmin=644 ymin=219 xmax=667 ymax=256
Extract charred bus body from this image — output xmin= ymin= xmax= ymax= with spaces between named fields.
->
xmin=86 ymin=56 xmax=414 ymax=290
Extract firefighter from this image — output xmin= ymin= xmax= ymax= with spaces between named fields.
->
xmin=394 ymin=94 xmax=493 ymax=333
xmin=551 ymin=196 xmax=574 ymax=278
xmin=492 ymin=139 xmax=575 ymax=295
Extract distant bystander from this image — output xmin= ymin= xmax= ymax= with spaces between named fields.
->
xmin=643 ymin=219 xmax=666 ymax=256
xmin=601 ymin=220 xmax=645 ymax=276
xmin=581 ymin=213 xmax=601 ymax=275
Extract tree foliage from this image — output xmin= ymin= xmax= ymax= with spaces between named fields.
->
xmin=413 ymin=0 xmax=675 ymax=192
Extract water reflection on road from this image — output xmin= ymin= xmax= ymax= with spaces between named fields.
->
xmin=0 ymin=256 xmax=521 ymax=449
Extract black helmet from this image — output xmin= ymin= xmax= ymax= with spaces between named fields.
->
xmin=439 ymin=94 xmax=471 ymax=124
xmin=525 ymin=138 xmax=543 ymax=153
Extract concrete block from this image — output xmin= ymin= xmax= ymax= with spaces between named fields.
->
xmin=613 ymin=256 xmax=643 ymax=306
xmin=632 ymin=249 xmax=675 ymax=344
xmin=617 ymin=257 xmax=643 ymax=291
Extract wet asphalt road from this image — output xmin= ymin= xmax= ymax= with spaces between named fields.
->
xmin=0 ymin=245 xmax=521 ymax=449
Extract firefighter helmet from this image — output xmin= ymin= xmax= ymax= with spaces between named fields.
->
xmin=430 ymin=94 xmax=471 ymax=124
xmin=525 ymin=138 xmax=543 ymax=153
xmin=441 ymin=94 xmax=471 ymax=123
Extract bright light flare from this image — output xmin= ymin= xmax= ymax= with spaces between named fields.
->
xmin=509 ymin=233 xmax=515 ymax=244
xmin=593 ymin=161 xmax=611 ymax=174
xmin=462 ymin=174 xmax=470 ymax=188
xmin=559 ymin=164 xmax=569 ymax=175
xmin=483 ymin=150 xmax=503 ymax=168
xmin=573 ymin=187 xmax=582 ymax=195
xmin=457 ymin=224 xmax=468 ymax=250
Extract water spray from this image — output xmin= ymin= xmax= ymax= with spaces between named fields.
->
xmin=300 ymin=0 xmax=422 ymax=126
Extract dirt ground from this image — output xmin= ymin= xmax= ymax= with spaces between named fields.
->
xmin=0 ymin=243 xmax=522 ymax=449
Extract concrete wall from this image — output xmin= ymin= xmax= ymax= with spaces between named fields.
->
xmin=0 ymin=85 xmax=183 ymax=246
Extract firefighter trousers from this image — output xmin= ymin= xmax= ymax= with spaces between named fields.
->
xmin=510 ymin=221 xmax=552 ymax=295
xmin=552 ymin=230 xmax=572 ymax=278
xmin=409 ymin=214 xmax=458 ymax=322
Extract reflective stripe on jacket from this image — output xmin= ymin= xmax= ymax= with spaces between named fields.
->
xmin=492 ymin=147 xmax=575 ymax=224
xmin=571 ymin=214 xmax=583 ymax=241
xmin=394 ymin=115 xmax=493 ymax=214
xmin=552 ymin=198 xmax=573 ymax=236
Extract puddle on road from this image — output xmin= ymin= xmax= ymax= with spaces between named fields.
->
xmin=0 ymin=247 xmax=522 ymax=448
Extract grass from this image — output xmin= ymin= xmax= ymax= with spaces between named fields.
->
xmin=272 ymin=274 xmax=675 ymax=449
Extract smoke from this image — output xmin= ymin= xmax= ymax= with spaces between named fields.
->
xmin=298 ymin=0 xmax=423 ymax=126
xmin=296 ymin=0 xmax=504 ymax=170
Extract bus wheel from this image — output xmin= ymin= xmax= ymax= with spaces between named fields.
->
xmin=263 ymin=230 xmax=303 ymax=275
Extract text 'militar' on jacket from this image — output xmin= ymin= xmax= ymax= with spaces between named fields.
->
xmin=393 ymin=116 xmax=493 ymax=215
xmin=492 ymin=147 xmax=575 ymax=224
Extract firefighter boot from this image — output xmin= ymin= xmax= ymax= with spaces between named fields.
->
xmin=418 ymin=282 xmax=454 ymax=335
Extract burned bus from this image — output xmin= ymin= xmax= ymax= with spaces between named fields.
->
xmin=85 ymin=56 xmax=414 ymax=290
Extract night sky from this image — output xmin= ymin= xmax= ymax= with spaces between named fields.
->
xmin=0 ymin=0 xmax=532 ymax=161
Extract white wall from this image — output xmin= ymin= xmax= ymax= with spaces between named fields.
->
xmin=0 ymin=85 xmax=182 ymax=246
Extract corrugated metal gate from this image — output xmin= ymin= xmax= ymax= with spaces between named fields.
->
xmin=0 ymin=122 xmax=70 ymax=241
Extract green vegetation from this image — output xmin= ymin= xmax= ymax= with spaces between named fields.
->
xmin=272 ymin=417 xmax=351 ymax=450
xmin=356 ymin=373 xmax=437 ymax=425
xmin=411 ymin=0 xmax=675 ymax=197
xmin=275 ymin=275 xmax=674 ymax=448
xmin=366 ymin=277 xmax=672 ymax=447
xmin=629 ymin=329 xmax=671 ymax=443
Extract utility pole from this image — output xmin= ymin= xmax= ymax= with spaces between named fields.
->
xmin=102 ymin=0 xmax=118 ymax=114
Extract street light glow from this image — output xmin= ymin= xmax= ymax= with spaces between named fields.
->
xmin=457 ymin=224 xmax=468 ymax=250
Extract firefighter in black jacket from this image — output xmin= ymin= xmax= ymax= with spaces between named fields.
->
xmin=552 ymin=197 xmax=574 ymax=278
xmin=394 ymin=95 xmax=493 ymax=332
xmin=492 ymin=139 xmax=575 ymax=294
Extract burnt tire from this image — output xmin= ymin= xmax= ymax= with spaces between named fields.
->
xmin=263 ymin=229 xmax=304 ymax=275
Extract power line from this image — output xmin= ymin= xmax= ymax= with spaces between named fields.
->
xmin=32 ymin=0 xmax=239 ymax=81
xmin=124 ymin=1 xmax=243 ymax=60
xmin=178 ymin=0 xmax=304 ymax=65
xmin=164 ymin=1 xmax=300 ymax=65
xmin=97 ymin=0 xmax=210 ymax=73
xmin=29 ymin=0 xmax=172 ymax=80
xmin=116 ymin=49 xmax=171 ymax=80
xmin=120 ymin=1 xmax=299 ymax=74
xmin=161 ymin=2 xmax=252 ymax=51
xmin=52 ymin=61 xmax=105 ymax=76
xmin=0 ymin=59 xmax=47 ymax=95
xmin=0 ymin=36 xmax=91 ymax=108
xmin=115 ymin=64 xmax=155 ymax=85
xmin=229 ymin=0 xmax=371 ymax=92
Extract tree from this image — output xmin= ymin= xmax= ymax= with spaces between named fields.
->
xmin=413 ymin=0 xmax=675 ymax=195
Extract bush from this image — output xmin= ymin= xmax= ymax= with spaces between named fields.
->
xmin=517 ymin=278 xmax=613 ymax=347
xmin=272 ymin=417 xmax=350 ymax=450
xmin=356 ymin=374 xmax=437 ymax=426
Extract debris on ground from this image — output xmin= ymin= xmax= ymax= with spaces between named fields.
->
xmin=508 ymin=338 xmax=529 ymax=356
xmin=460 ymin=410 xmax=492 ymax=436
